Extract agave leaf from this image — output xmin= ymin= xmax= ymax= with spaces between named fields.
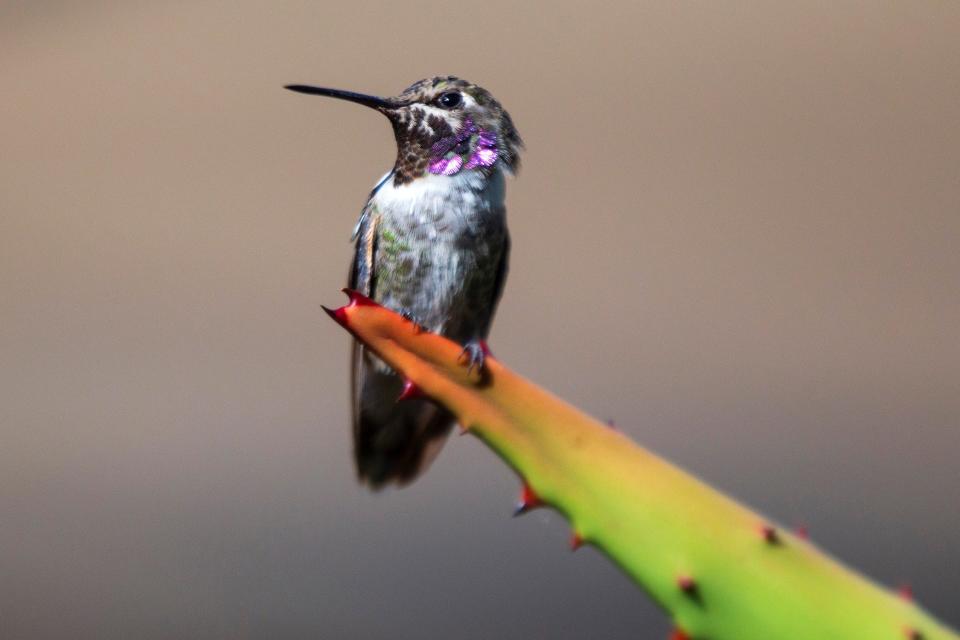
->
xmin=326 ymin=290 xmax=957 ymax=640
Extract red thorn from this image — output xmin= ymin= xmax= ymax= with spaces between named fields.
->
xmin=397 ymin=379 xmax=422 ymax=401
xmin=324 ymin=288 xmax=379 ymax=327
xmin=677 ymin=575 xmax=697 ymax=594
xmin=321 ymin=305 xmax=348 ymax=327
xmin=569 ymin=533 xmax=584 ymax=551
xmin=795 ymin=524 xmax=809 ymax=540
xmin=513 ymin=482 xmax=543 ymax=516
xmin=341 ymin=288 xmax=378 ymax=307
xmin=457 ymin=422 xmax=471 ymax=436
xmin=898 ymin=584 xmax=914 ymax=602
xmin=760 ymin=524 xmax=781 ymax=545
xmin=669 ymin=630 xmax=691 ymax=640
xmin=904 ymin=627 xmax=924 ymax=639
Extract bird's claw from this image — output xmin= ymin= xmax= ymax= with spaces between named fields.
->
xmin=399 ymin=309 xmax=426 ymax=334
xmin=459 ymin=339 xmax=491 ymax=373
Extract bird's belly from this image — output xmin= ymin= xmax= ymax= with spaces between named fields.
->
xmin=374 ymin=224 xmax=505 ymax=344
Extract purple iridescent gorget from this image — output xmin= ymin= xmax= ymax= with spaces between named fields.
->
xmin=428 ymin=117 xmax=499 ymax=176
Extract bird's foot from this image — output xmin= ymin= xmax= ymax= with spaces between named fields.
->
xmin=459 ymin=338 xmax=492 ymax=373
xmin=398 ymin=309 xmax=427 ymax=334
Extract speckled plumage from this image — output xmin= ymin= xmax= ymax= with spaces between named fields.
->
xmin=287 ymin=75 xmax=522 ymax=487
xmin=386 ymin=76 xmax=522 ymax=184
xmin=356 ymin=169 xmax=508 ymax=341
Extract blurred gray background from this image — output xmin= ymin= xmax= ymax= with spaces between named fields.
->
xmin=2 ymin=2 xmax=958 ymax=638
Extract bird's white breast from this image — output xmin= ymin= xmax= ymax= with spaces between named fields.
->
xmin=365 ymin=168 xmax=508 ymax=339
xmin=371 ymin=168 xmax=505 ymax=224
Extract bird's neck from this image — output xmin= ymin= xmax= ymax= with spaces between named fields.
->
xmin=373 ymin=168 xmax=505 ymax=218
xmin=391 ymin=116 xmax=500 ymax=186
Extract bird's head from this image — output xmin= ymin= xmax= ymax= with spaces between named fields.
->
xmin=286 ymin=76 xmax=523 ymax=184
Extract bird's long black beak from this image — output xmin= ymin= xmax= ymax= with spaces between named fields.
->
xmin=284 ymin=84 xmax=394 ymax=110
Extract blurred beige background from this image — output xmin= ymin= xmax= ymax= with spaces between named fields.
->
xmin=2 ymin=1 xmax=958 ymax=638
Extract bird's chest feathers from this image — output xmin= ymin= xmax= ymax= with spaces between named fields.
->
xmin=373 ymin=169 xmax=503 ymax=227
xmin=372 ymin=170 xmax=505 ymax=251
xmin=369 ymin=170 xmax=507 ymax=324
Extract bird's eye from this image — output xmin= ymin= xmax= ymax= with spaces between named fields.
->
xmin=437 ymin=92 xmax=462 ymax=109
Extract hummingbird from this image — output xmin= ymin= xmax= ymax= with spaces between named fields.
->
xmin=286 ymin=76 xmax=523 ymax=488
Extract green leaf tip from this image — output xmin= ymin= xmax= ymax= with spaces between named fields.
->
xmin=325 ymin=293 xmax=960 ymax=640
